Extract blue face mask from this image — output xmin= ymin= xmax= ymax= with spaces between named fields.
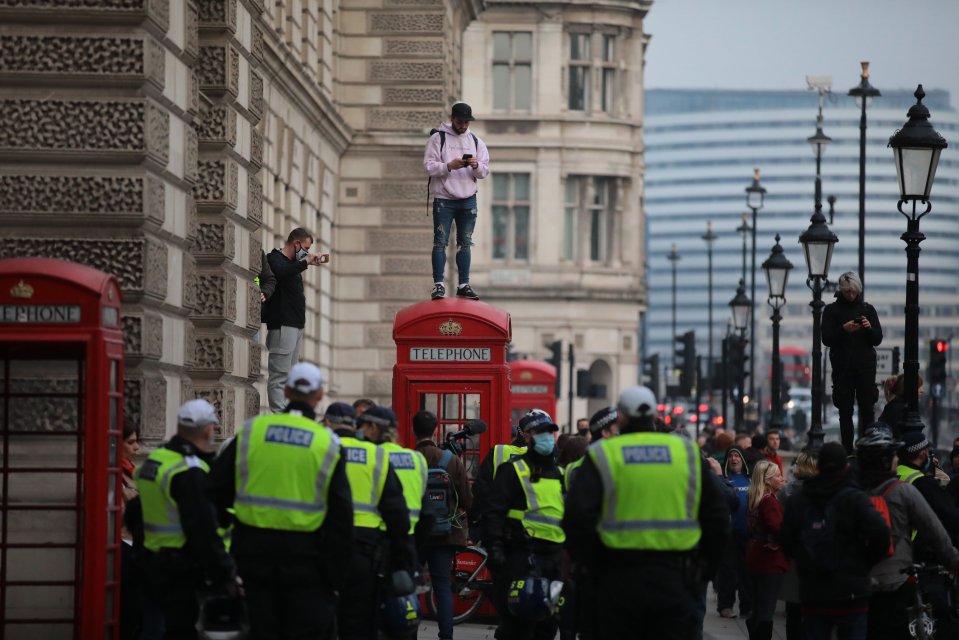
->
xmin=533 ymin=432 xmax=555 ymax=456
xmin=354 ymin=429 xmax=366 ymax=441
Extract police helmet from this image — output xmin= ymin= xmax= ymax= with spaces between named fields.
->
xmin=855 ymin=424 xmax=903 ymax=452
xmin=197 ymin=594 xmax=249 ymax=640
xmin=378 ymin=593 xmax=421 ymax=638
xmin=506 ymin=577 xmax=564 ymax=621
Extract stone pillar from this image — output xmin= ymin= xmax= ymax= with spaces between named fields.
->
xmin=192 ymin=0 xmax=265 ymax=436
xmin=334 ymin=0 xmax=481 ymax=404
xmin=0 ymin=0 xmax=199 ymax=441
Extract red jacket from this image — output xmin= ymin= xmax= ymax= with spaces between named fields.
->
xmin=746 ymin=493 xmax=790 ymax=574
xmin=763 ymin=449 xmax=783 ymax=475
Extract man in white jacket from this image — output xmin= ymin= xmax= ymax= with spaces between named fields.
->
xmin=423 ymin=102 xmax=490 ymax=301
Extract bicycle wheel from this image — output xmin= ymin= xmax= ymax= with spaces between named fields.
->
xmin=427 ymin=547 xmax=490 ymax=625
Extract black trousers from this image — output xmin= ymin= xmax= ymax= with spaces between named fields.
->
xmin=831 ymin=368 xmax=878 ymax=452
xmin=715 ymin=534 xmax=752 ymax=615
xmin=595 ymin=557 xmax=700 ymax=639
xmin=490 ymin=546 xmax=562 ymax=640
xmin=149 ymin=552 xmax=201 ymax=640
xmin=337 ymin=544 xmax=382 ymax=640
xmin=238 ymin=557 xmax=337 ymax=640
xmin=868 ymin=583 xmax=914 ymax=640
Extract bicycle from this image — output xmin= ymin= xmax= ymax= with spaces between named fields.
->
xmin=904 ymin=563 xmax=958 ymax=640
xmin=425 ymin=543 xmax=495 ymax=625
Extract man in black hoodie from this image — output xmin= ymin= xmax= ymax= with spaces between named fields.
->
xmin=781 ymin=442 xmax=891 ymax=640
xmin=821 ymin=271 xmax=883 ymax=452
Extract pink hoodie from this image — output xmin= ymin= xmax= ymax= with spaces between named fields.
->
xmin=423 ymin=121 xmax=490 ymax=200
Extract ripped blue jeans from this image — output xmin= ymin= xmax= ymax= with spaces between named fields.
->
xmin=431 ymin=195 xmax=477 ymax=285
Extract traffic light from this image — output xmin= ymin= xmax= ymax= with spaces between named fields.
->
xmin=674 ymin=331 xmax=696 ymax=396
xmin=728 ymin=335 xmax=746 ymax=387
xmin=929 ymin=339 xmax=948 ymax=385
xmin=643 ymin=353 xmax=660 ymax=396
xmin=545 ymin=340 xmax=563 ymax=396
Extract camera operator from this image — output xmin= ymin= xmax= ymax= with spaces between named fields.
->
xmin=822 ymin=272 xmax=883 ymax=452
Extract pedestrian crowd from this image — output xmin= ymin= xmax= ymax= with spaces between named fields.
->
xmin=120 ymin=365 xmax=959 ymax=640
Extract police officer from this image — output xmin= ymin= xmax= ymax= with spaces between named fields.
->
xmin=470 ymin=412 xmax=536 ymax=537
xmin=361 ymin=407 xmax=435 ymax=545
xmin=332 ymin=405 xmax=415 ymax=640
xmin=484 ymin=409 xmax=565 ymax=640
xmin=206 ymin=362 xmax=354 ymax=638
xmin=563 ymin=386 xmax=729 ymax=639
xmin=566 ymin=406 xmax=618 ymax=491
xmin=132 ymin=399 xmax=235 ymax=640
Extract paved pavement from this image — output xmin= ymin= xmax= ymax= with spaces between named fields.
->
xmin=417 ymin=588 xmax=788 ymax=639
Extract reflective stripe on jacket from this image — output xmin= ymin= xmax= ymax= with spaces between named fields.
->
xmin=506 ymin=459 xmax=565 ymax=543
xmin=341 ymin=436 xmax=389 ymax=529
xmin=234 ymin=413 xmax=340 ymax=532
xmin=380 ymin=442 xmax=427 ymax=534
xmin=590 ymin=432 xmax=702 ymax=551
xmin=137 ymin=447 xmax=209 ymax=551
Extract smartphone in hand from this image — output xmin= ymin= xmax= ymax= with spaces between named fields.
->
xmin=462 ymin=154 xmax=473 ymax=160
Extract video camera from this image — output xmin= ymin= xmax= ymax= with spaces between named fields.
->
xmin=442 ymin=419 xmax=488 ymax=457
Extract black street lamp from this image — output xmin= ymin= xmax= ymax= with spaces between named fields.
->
xmin=808 ymin=108 xmax=832 ymax=209
xmin=827 ymin=194 xmax=837 ymax=225
xmin=888 ymin=85 xmax=948 ymax=434
xmin=729 ymin=279 xmax=751 ymax=429
xmin=736 ymin=212 xmax=751 ymax=285
xmin=667 ymin=243 xmax=681 ymax=368
xmin=799 ymin=203 xmax=839 ymax=449
xmin=702 ymin=221 xmax=718 ymax=397
xmin=762 ymin=235 xmax=794 ymax=431
xmin=745 ymin=170 xmax=766 ymax=408
xmin=848 ymin=61 xmax=881 ymax=292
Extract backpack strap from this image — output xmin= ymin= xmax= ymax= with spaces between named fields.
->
xmin=471 ymin=132 xmax=478 ymax=152
xmin=879 ymin=478 xmax=903 ymax=497
xmin=426 ymin=129 xmax=447 ymax=216
xmin=437 ymin=448 xmax=454 ymax=470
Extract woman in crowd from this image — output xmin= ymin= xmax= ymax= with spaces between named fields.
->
xmin=777 ymin=450 xmax=819 ymax=640
xmin=745 ymin=460 xmax=789 ymax=640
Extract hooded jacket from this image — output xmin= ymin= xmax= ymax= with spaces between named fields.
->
xmin=423 ymin=122 xmax=490 ymax=201
xmin=821 ymin=291 xmax=883 ymax=370
xmin=781 ymin=470 xmax=890 ymax=609
xmin=722 ymin=446 xmax=751 ymax=537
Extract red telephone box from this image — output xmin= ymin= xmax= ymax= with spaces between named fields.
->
xmin=0 ymin=258 xmax=124 ymax=639
xmin=508 ymin=361 xmax=557 ymax=425
xmin=393 ymin=298 xmax=512 ymax=476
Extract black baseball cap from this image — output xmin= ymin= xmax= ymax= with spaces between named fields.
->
xmin=451 ymin=102 xmax=475 ymax=121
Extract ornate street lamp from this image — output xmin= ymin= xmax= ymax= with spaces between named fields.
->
xmin=667 ymin=244 xmax=681 ymax=369
xmin=799 ymin=203 xmax=838 ymax=449
xmin=888 ymin=85 xmax=948 ymax=434
xmin=848 ymin=62 xmax=880 ymax=290
xmin=744 ymin=169 xmax=766 ymax=408
xmin=729 ymin=279 xmax=751 ymax=429
xmin=762 ymin=235 xmax=794 ymax=430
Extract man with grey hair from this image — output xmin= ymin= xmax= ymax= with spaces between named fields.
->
xmin=822 ymin=271 xmax=883 ymax=452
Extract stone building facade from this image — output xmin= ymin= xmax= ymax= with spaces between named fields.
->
xmin=0 ymin=0 xmax=648 ymax=437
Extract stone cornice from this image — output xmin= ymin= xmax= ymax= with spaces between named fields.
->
xmin=484 ymin=285 xmax=645 ymax=304
xmin=260 ymin=34 xmax=352 ymax=155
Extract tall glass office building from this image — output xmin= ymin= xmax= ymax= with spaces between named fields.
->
xmin=644 ymin=87 xmax=959 ymax=404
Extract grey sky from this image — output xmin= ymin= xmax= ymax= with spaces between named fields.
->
xmin=644 ymin=0 xmax=959 ymax=106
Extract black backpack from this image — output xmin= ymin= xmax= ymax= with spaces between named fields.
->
xmin=800 ymin=487 xmax=856 ymax=572
xmin=425 ymin=129 xmax=479 ymax=215
xmin=427 ymin=449 xmax=456 ymax=536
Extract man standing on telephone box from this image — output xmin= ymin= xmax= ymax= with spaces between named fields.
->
xmin=423 ymin=102 xmax=490 ymax=302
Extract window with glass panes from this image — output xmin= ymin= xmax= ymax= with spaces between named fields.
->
xmin=493 ymin=32 xmax=532 ymax=111
xmin=492 ymin=173 xmax=530 ymax=261
xmin=563 ymin=176 xmax=615 ymax=262
xmin=568 ymin=33 xmax=591 ymax=111
xmin=600 ymin=35 xmax=616 ymax=113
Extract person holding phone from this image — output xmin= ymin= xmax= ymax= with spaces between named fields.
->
xmin=423 ymin=102 xmax=490 ymax=301
xmin=821 ymin=271 xmax=883 ymax=452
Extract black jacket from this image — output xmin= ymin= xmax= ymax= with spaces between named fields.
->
xmin=205 ymin=402 xmax=355 ymax=588
xmin=483 ymin=448 xmax=564 ymax=552
xmin=470 ymin=436 xmax=527 ymax=533
xmin=264 ymin=248 xmax=308 ymax=330
xmin=821 ymin=292 xmax=883 ymax=371
xmin=562 ymin=435 xmax=729 ymax=579
xmin=126 ymin=435 xmax=235 ymax=588
xmin=877 ymin=396 xmax=906 ymax=435
xmin=780 ymin=470 xmax=890 ymax=608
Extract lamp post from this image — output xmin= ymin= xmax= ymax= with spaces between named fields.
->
xmin=888 ymin=85 xmax=948 ymax=434
xmin=668 ymin=244 xmax=681 ymax=369
xmin=799 ymin=204 xmax=839 ymax=449
xmin=762 ymin=235 xmax=794 ymax=431
xmin=848 ymin=62 xmax=881 ymax=291
xmin=702 ymin=221 xmax=718 ymax=397
xmin=745 ymin=170 xmax=766 ymax=409
xmin=736 ymin=212 xmax=751 ymax=285
xmin=827 ymin=194 xmax=837 ymax=225
xmin=729 ymin=279 xmax=751 ymax=430
xmin=808 ymin=101 xmax=832 ymax=210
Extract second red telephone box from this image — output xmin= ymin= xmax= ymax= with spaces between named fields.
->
xmin=393 ymin=298 xmax=511 ymax=477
